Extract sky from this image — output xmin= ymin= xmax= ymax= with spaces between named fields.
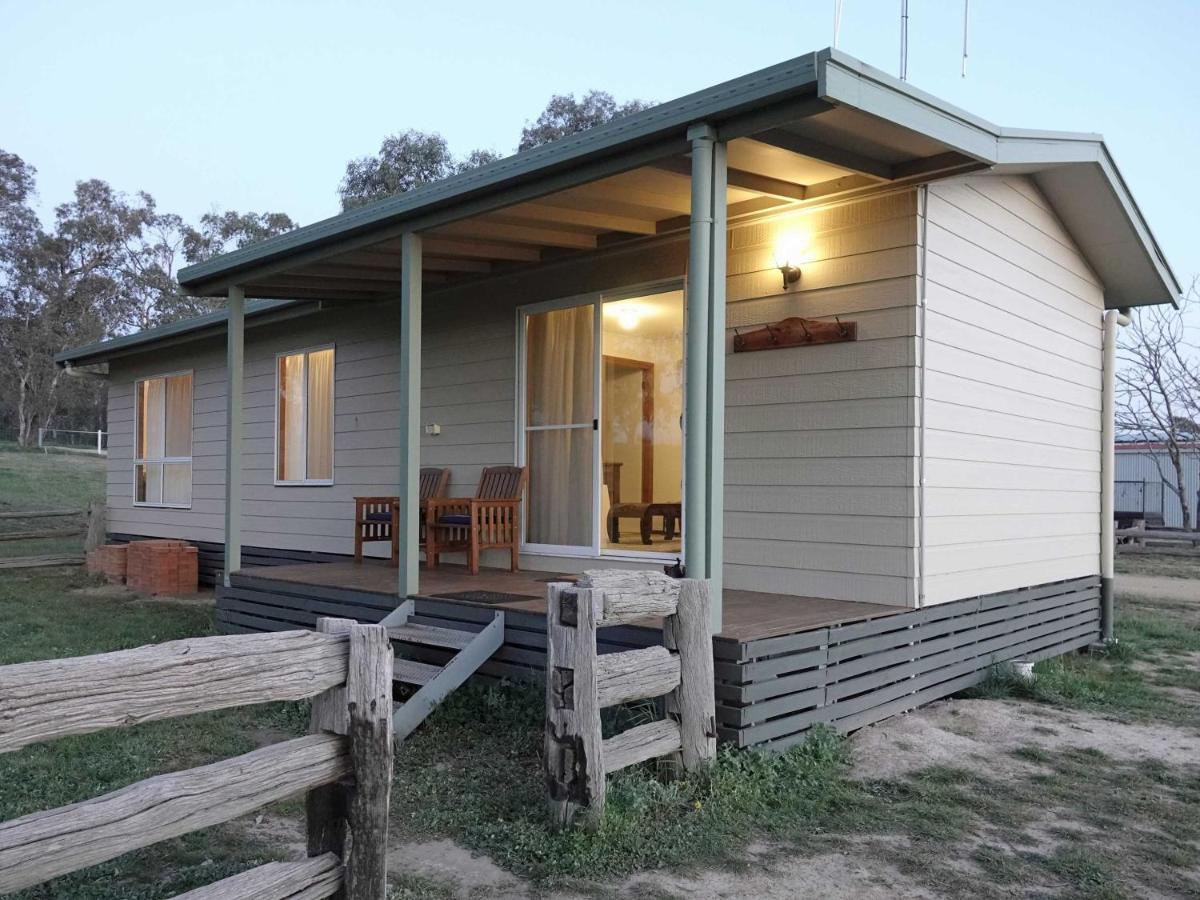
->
xmin=3 ymin=0 xmax=1198 ymax=294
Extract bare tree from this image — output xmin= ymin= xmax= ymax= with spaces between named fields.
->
xmin=1116 ymin=279 xmax=1200 ymax=530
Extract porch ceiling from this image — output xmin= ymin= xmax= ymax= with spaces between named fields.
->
xmin=223 ymin=134 xmax=976 ymax=304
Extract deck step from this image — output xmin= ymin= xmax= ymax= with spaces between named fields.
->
xmin=387 ymin=622 xmax=475 ymax=651
xmin=392 ymin=657 xmax=441 ymax=686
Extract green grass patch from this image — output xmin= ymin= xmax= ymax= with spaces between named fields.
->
xmin=0 ymin=449 xmax=106 ymax=514
xmin=0 ymin=448 xmax=106 ymax=559
xmin=1116 ymin=550 xmax=1200 ymax=580
xmin=392 ymin=680 xmax=877 ymax=883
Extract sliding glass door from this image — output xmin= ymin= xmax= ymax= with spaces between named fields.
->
xmin=522 ymin=302 xmax=597 ymax=554
xmin=520 ymin=284 xmax=684 ymax=559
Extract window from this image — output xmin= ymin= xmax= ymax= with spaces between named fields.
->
xmin=134 ymin=372 xmax=193 ymax=507
xmin=276 ymin=346 xmax=334 ymax=484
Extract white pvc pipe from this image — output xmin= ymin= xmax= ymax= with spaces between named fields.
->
xmin=1099 ymin=307 xmax=1130 ymax=641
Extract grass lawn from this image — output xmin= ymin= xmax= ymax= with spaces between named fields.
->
xmin=1115 ymin=547 xmax=1200 ymax=579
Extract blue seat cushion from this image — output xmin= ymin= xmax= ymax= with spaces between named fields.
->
xmin=364 ymin=511 xmax=393 ymax=523
xmin=438 ymin=514 xmax=472 ymax=526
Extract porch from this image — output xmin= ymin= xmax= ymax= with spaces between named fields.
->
xmin=230 ymin=558 xmax=904 ymax=641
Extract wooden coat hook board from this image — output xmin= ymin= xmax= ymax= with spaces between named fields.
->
xmin=732 ymin=316 xmax=857 ymax=353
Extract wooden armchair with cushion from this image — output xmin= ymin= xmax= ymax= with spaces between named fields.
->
xmin=425 ymin=465 xmax=527 ymax=575
xmin=353 ymin=467 xmax=450 ymax=566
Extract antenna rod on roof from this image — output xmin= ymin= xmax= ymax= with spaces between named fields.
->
xmin=899 ymin=0 xmax=909 ymax=80
xmin=833 ymin=0 xmax=844 ymax=48
xmin=962 ymin=0 xmax=970 ymax=77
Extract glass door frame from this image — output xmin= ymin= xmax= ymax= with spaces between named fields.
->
xmin=515 ymin=278 xmax=685 ymax=562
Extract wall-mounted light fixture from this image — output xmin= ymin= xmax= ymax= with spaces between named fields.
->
xmin=773 ymin=230 xmax=811 ymax=291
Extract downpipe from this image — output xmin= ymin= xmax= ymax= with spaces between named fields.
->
xmin=1099 ymin=307 xmax=1130 ymax=644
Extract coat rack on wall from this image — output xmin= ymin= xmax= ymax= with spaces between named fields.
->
xmin=732 ymin=316 xmax=857 ymax=353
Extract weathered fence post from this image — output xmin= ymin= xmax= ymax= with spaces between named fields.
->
xmin=545 ymin=583 xmax=605 ymax=829
xmin=306 ymin=618 xmax=393 ymax=900
xmin=84 ymin=501 xmax=106 ymax=553
xmin=545 ymin=572 xmax=715 ymax=830
xmin=307 ymin=617 xmax=354 ymax=897
xmin=664 ymin=579 xmax=717 ymax=767
xmin=344 ymin=624 xmax=393 ymax=898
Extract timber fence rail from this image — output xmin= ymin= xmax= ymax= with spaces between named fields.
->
xmin=0 ymin=616 xmax=393 ymax=898
xmin=545 ymin=571 xmax=716 ymax=829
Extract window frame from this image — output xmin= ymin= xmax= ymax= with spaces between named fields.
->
xmin=132 ymin=368 xmax=194 ymax=510
xmin=273 ymin=343 xmax=336 ymax=487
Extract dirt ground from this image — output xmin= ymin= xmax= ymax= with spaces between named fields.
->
xmin=355 ymin=568 xmax=1200 ymax=899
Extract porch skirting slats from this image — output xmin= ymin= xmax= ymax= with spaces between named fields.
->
xmin=713 ymin=576 xmax=1099 ymax=750
xmin=204 ymin=562 xmax=1099 ymax=751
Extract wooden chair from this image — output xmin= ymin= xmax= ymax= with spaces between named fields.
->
xmin=354 ymin=467 xmax=450 ymax=566
xmin=425 ymin=466 xmax=527 ymax=575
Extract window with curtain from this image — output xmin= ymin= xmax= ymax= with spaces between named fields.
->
xmin=276 ymin=346 xmax=334 ymax=484
xmin=134 ymin=372 xmax=193 ymax=507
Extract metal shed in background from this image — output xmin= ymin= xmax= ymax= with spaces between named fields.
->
xmin=1115 ymin=442 xmax=1200 ymax=530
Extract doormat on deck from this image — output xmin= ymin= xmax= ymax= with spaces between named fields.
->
xmin=429 ymin=590 xmax=536 ymax=605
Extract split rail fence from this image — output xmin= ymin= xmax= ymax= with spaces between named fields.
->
xmin=0 ymin=617 xmax=393 ymax=898
xmin=545 ymin=571 xmax=716 ymax=828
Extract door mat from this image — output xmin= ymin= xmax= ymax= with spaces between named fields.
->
xmin=429 ymin=590 xmax=536 ymax=605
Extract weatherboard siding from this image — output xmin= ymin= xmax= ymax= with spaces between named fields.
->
xmin=722 ymin=190 xmax=920 ymax=605
xmin=105 ymin=189 xmax=920 ymax=601
xmin=920 ymin=174 xmax=1104 ymax=605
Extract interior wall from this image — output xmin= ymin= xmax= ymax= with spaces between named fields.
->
xmin=920 ymin=173 xmax=1104 ymax=604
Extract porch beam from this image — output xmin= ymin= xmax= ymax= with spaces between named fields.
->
xmin=684 ymin=124 xmax=713 ymax=611
xmin=397 ymin=233 xmax=422 ymax=598
xmin=420 ymin=237 xmax=542 ymax=262
xmin=435 ymin=220 xmax=598 ymax=250
xmin=488 ymin=203 xmax=658 ymax=235
xmin=223 ymin=285 xmax=244 ymax=586
xmin=745 ymin=130 xmax=893 ymax=180
xmin=654 ymin=158 xmax=806 ymax=202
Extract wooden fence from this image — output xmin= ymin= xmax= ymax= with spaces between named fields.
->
xmin=0 ymin=617 xmax=393 ymax=898
xmin=0 ymin=502 xmax=101 ymax=570
xmin=545 ymin=571 xmax=716 ymax=829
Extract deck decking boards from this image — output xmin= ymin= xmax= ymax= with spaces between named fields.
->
xmin=212 ymin=558 xmax=1099 ymax=750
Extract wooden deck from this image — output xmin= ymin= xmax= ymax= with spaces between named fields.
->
xmin=236 ymin=559 xmax=904 ymax=642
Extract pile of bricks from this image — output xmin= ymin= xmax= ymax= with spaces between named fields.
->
xmin=87 ymin=539 xmax=199 ymax=595
xmin=125 ymin=539 xmax=199 ymax=595
xmin=86 ymin=544 xmax=128 ymax=584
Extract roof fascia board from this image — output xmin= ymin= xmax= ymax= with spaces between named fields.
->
xmin=994 ymin=134 xmax=1181 ymax=303
xmin=817 ymin=49 xmax=1000 ymax=163
xmin=1094 ymin=147 xmax=1182 ymax=300
xmin=178 ymin=55 xmax=823 ymax=292
xmin=56 ymin=299 xmax=320 ymax=367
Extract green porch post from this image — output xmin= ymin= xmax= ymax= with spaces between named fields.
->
xmin=398 ymin=232 xmax=422 ymax=598
xmin=684 ymin=124 xmax=714 ymax=607
xmin=223 ymin=285 xmax=244 ymax=586
xmin=706 ymin=139 xmax=727 ymax=633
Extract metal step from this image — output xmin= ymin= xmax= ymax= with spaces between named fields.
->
xmin=387 ymin=622 xmax=474 ymax=651
xmin=392 ymin=657 xmax=441 ymax=686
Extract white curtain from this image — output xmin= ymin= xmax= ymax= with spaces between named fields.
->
xmin=306 ymin=348 xmax=334 ymax=480
xmin=277 ymin=354 xmax=307 ymax=481
xmin=526 ymin=306 xmax=593 ymax=546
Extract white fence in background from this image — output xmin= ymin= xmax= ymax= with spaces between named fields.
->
xmin=36 ymin=428 xmax=108 ymax=456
